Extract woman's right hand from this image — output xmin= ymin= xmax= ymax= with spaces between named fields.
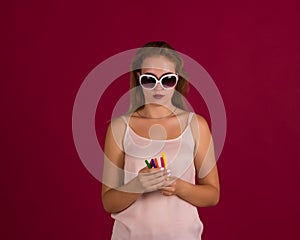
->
xmin=137 ymin=167 xmax=169 ymax=193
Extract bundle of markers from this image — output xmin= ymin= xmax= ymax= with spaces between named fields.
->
xmin=145 ymin=152 xmax=167 ymax=169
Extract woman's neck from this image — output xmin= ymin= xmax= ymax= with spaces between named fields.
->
xmin=137 ymin=104 xmax=177 ymax=119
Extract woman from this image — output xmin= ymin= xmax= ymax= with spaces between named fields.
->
xmin=102 ymin=41 xmax=220 ymax=239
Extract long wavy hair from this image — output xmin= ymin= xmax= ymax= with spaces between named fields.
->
xmin=129 ymin=41 xmax=189 ymax=112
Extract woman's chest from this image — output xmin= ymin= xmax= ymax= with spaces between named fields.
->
xmin=129 ymin=117 xmax=187 ymax=140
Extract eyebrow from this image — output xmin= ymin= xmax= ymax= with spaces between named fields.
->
xmin=142 ymin=72 xmax=175 ymax=78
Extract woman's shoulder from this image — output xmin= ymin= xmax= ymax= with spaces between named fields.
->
xmin=182 ymin=111 xmax=210 ymax=133
xmin=177 ymin=110 xmax=209 ymax=125
xmin=193 ymin=113 xmax=209 ymax=126
xmin=105 ymin=115 xmax=129 ymax=149
xmin=107 ymin=114 xmax=129 ymax=131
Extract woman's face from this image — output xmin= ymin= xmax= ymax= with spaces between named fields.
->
xmin=139 ymin=56 xmax=177 ymax=106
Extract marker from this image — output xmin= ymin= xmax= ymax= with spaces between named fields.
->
xmin=154 ymin=158 xmax=159 ymax=169
xmin=162 ymin=151 xmax=167 ymax=168
xmin=151 ymin=159 xmax=156 ymax=168
xmin=145 ymin=160 xmax=152 ymax=169
xmin=150 ymin=161 xmax=153 ymax=168
xmin=160 ymin=157 xmax=165 ymax=168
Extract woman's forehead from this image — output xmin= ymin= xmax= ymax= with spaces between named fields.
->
xmin=141 ymin=56 xmax=176 ymax=72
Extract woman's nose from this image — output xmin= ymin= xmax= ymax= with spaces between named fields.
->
xmin=154 ymin=82 xmax=164 ymax=90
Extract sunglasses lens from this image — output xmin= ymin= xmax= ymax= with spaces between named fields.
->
xmin=140 ymin=75 xmax=156 ymax=89
xmin=162 ymin=75 xmax=177 ymax=88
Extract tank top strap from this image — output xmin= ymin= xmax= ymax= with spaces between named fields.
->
xmin=120 ymin=115 xmax=129 ymax=125
xmin=187 ymin=112 xmax=195 ymax=124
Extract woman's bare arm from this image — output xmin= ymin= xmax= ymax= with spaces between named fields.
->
xmin=102 ymin=118 xmax=167 ymax=213
xmin=160 ymin=114 xmax=220 ymax=207
xmin=101 ymin=119 xmax=142 ymax=213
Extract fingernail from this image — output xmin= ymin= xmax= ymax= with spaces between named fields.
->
xmin=167 ymin=169 xmax=171 ymax=173
xmin=160 ymin=167 xmax=165 ymax=170
xmin=167 ymin=173 xmax=171 ymax=177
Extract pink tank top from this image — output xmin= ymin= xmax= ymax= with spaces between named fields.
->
xmin=111 ymin=112 xmax=203 ymax=240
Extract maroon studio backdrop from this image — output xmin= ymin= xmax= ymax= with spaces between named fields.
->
xmin=1 ymin=0 xmax=300 ymax=239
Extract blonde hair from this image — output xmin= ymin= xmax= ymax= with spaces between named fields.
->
xmin=129 ymin=41 xmax=189 ymax=112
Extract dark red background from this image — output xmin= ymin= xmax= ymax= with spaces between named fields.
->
xmin=2 ymin=0 xmax=300 ymax=239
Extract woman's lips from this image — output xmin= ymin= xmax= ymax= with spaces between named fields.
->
xmin=153 ymin=94 xmax=164 ymax=99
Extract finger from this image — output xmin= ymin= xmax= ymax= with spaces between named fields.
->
xmin=145 ymin=179 xmax=166 ymax=192
xmin=139 ymin=166 xmax=159 ymax=174
xmin=160 ymin=186 xmax=174 ymax=192
xmin=140 ymin=170 xmax=166 ymax=181
xmin=164 ymin=177 xmax=177 ymax=186
xmin=139 ymin=171 xmax=166 ymax=182
xmin=160 ymin=190 xmax=173 ymax=196
xmin=164 ymin=181 xmax=176 ymax=187
xmin=142 ymin=175 xmax=166 ymax=187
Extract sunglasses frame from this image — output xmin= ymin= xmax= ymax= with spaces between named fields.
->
xmin=138 ymin=73 xmax=179 ymax=90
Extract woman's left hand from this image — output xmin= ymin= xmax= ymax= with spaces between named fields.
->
xmin=160 ymin=177 xmax=183 ymax=196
